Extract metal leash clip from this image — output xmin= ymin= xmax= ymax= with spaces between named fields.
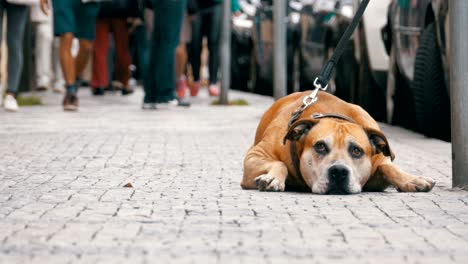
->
xmin=302 ymin=77 xmax=328 ymax=108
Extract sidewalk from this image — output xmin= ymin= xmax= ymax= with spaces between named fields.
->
xmin=0 ymin=87 xmax=466 ymax=263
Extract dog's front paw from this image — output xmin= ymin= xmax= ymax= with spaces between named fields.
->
xmin=396 ymin=176 xmax=436 ymax=192
xmin=254 ymin=174 xmax=285 ymax=192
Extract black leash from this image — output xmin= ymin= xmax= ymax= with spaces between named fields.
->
xmin=315 ymin=0 xmax=370 ymax=89
xmin=287 ymin=0 xmax=371 ymax=128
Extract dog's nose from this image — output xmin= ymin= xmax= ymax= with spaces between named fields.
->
xmin=328 ymin=165 xmax=349 ymax=182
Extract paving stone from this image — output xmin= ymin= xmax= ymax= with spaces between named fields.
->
xmin=0 ymin=88 xmax=466 ymax=263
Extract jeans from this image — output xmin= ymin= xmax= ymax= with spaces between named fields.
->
xmin=0 ymin=1 xmax=29 ymax=94
xmin=144 ymin=0 xmax=186 ymax=103
xmin=190 ymin=3 xmax=222 ymax=84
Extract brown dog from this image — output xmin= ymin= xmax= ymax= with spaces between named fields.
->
xmin=241 ymin=91 xmax=435 ymax=194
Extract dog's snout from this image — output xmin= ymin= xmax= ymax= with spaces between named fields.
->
xmin=328 ymin=165 xmax=349 ymax=182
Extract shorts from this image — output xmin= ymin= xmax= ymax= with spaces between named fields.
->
xmin=53 ymin=0 xmax=100 ymax=40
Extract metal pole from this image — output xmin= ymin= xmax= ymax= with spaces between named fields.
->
xmin=450 ymin=0 xmax=468 ymax=188
xmin=273 ymin=0 xmax=287 ymax=99
xmin=220 ymin=0 xmax=231 ymax=105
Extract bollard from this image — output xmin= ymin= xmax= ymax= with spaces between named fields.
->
xmin=450 ymin=0 xmax=468 ymax=188
xmin=273 ymin=0 xmax=287 ymax=99
xmin=220 ymin=0 xmax=231 ymax=105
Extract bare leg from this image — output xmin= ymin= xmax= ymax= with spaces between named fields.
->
xmin=59 ymin=33 xmax=76 ymax=85
xmin=175 ymin=43 xmax=187 ymax=80
xmin=76 ymin=39 xmax=94 ymax=77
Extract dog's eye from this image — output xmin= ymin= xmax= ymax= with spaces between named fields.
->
xmin=350 ymin=146 xmax=363 ymax=158
xmin=314 ymin=142 xmax=328 ymax=154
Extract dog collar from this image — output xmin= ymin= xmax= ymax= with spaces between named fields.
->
xmin=311 ymin=113 xmax=356 ymax=124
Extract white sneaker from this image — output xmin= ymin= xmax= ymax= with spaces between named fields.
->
xmin=53 ymin=86 xmax=65 ymax=94
xmin=4 ymin=94 xmax=19 ymax=112
xmin=155 ymin=99 xmax=191 ymax=109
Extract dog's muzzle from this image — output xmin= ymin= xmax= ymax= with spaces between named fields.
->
xmin=326 ymin=165 xmax=351 ymax=194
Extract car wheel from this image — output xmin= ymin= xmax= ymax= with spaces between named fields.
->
xmin=386 ymin=43 xmax=416 ymax=129
xmin=355 ymin=28 xmax=386 ymax=121
xmin=411 ymin=22 xmax=450 ymax=141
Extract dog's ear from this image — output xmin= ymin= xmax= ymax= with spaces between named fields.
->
xmin=365 ymin=128 xmax=395 ymax=161
xmin=283 ymin=119 xmax=318 ymax=145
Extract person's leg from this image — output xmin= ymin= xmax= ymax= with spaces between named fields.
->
xmin=189 ymin=10 xmax=202 ymax=83
xmin=59 ymin=33 xmax=76 ymax=88
xmin=175 ymin=15 xmax=190 ymax=98
xmin=0 ymin=4 xmax=4 ymax=95
xmin=5 ymin=3 xmax=29 ymax=96
xmin=175 ymin=43 xmax=188 ymax=98
xmin=145 ymin=0 xmax=186 ymax=104
xmin=74 ymin=1 xmax=100 ymax=83
xmin=134 ymin=25 xmax=148 ymax=82
xmin=75 ymin=40 xmax=94 ymax=79
xmin=52 ymin=38 xmax=65 ymax=92
xmin=91 ymin=18 xmax=110 ymax=94
xmin=35 ymin=22 xmax=54 ymax=90
xmin=206 ymin=4 xmax=222 ymax=95
xmin=110 ymin=18 xmax=132 ymax=93
xmin=53 ymin=0 xmax=80 ymax=110
xmin=175 ymin=44 xmax=187 ymax=81
xmin=188 ymin=11 xmax=203 ymax=96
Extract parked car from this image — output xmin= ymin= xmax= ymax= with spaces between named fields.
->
xmin=386 ymin=0 xmax=450 ymax=141
xmin=231 ymin=0 xmax=257 ymax=92
xmin=299 ymin=0 xmax=356 ymax=102
xmin=230 ymin=0 xmax=358 ymax=101
xmin=231 ymin=0 xmax=301 ymax=95
xmin=249 ymin=0 xmax=303 ymax=96
xmin=351 ymin=0 xmax=392 ymax=121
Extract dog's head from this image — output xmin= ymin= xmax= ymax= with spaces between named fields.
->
xmin=284 ymin=115 xmax=394 ymax=194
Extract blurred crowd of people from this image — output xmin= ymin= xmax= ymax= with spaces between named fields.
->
xmin=0 ymin=0 xmax=240 ymax=112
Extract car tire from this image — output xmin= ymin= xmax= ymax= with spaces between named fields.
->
xmin=386 ymin=43 xmax=416 ymax=129
xmin=411 ymin=22 xmax=450 ymax=141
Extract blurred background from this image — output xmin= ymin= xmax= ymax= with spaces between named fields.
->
xmin=0 ymin=0 xmax=450 ymax=141
xmin=230 ymin=0 xmax=450 ymax=141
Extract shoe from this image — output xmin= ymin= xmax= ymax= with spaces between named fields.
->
xmin=36 ymin=86 xmax=48 ymax=92
xmin=189 ymin=81 xmax=200 ymax=97
xmin=121 ymin=87 xmax=134 ymax=96
xmin=63 ymin=93 xmax=79 ymax=111
xmin=104 ymin=85 xmax=115 ymax=92
xmin=156 ymin=98 xmax=191 ymax=109
xmin=4 ymin=94 xmax=19 ymax=112
xmin=208 ymin=84 xmax=220 ymax=96
xmin=176 ymin=78 xmax=187 ymax=98
xmin=142 ymin=103 xmax=156 ymax=110
xmin=112 ymin=81 xmax=123 ymax=90
xmin=92 ymin=87 xmax=105 ymax=96
xmin=173 ymin=98 xmax=191 ymax=107
xmin=52 ymin=86 xmax=65 ymax=94
xmin=76 ymin=79 xmax=90 ymax=88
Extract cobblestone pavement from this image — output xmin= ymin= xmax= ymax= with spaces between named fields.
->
xmin=0 ymin=88 xmax=466 ymax=264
